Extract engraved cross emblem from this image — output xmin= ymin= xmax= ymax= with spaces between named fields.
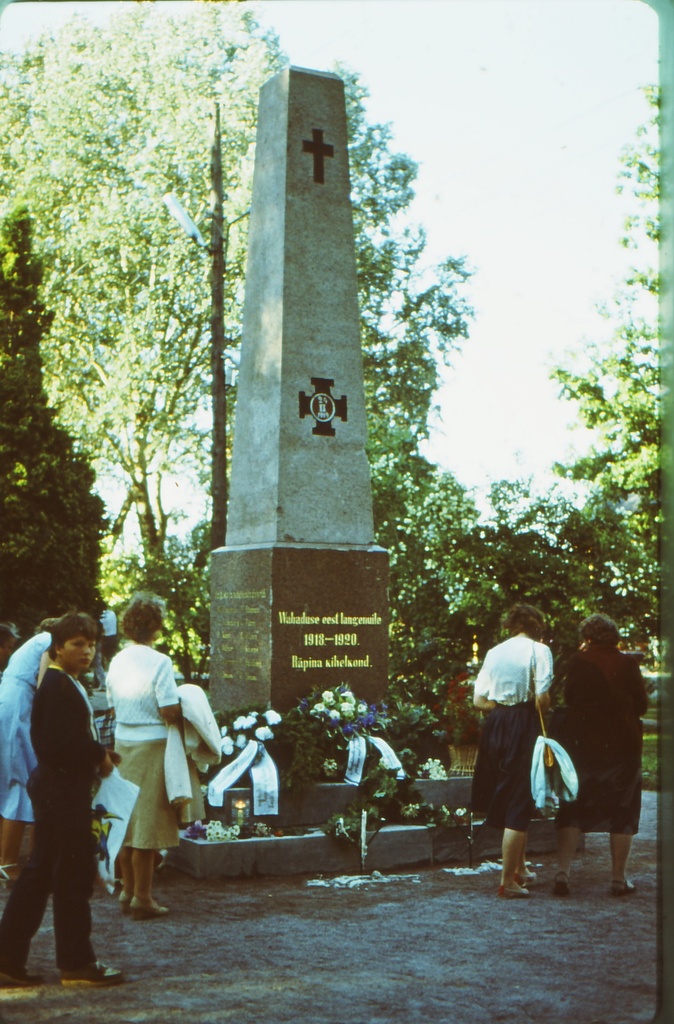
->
xmin=299 ymin=377 xmax=348 ymax=436
xmin=302 ymin=128 xmax=334 ymax=184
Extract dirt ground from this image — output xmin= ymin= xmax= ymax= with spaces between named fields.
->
xmin=0 ymin=792 xmax=660 ymax=1024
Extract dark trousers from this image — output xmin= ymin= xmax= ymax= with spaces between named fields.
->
xmin=0 ymin=767 xmax=97 ymax=971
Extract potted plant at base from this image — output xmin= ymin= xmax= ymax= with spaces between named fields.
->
xmin=442 ymin=671 xmax=483 ymax=775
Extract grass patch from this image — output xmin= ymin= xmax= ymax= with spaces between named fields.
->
xmin=642 ymin=731 xmax=659 ymax=791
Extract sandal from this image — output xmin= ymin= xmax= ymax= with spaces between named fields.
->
xmin=610 ymin=879 xmax=636 ymax=897
xmin=553 ymin=871 xmax=570 ymax=896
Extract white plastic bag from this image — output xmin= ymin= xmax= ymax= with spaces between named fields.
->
xmin=91 ymin=769 xmax=140 ymax=893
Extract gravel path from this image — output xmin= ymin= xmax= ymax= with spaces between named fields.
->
xmin=0 ymin=792 xmax=659 ymax=1024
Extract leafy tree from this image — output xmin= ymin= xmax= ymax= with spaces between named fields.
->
xmin=551 ymin=86 xmax=659 ymax=644
xmin=97 ymin=521 xmax=210 ymax=683
xmin=0 ymin=8 xmax=475 ymax=676
xmin=0 ymin=205 xmax=106 ymax=635
xmin=458 ymin=480 xmax=657 ymax=656
xmin=0 ymin=3 xmax=284 ymax=558
xmin=341 ymin=69 xmax=475 ymax=685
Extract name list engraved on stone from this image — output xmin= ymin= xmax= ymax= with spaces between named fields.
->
xmin=298 ymin=377 xmax=347 ymax=437
xmin=301 ymin=127 xmax=334 ymax=184
xmin=220 ymin=590 xmax=267 ymax=682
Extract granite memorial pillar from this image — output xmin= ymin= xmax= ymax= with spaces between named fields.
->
xmin=210 ymin=67 xmax=388 ymax=712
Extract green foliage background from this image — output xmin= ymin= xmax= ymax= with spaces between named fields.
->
xmin=0 ymin=5 xmax=660 ymax=693
xmin=0 ymin=205 xmax=106 ymax=634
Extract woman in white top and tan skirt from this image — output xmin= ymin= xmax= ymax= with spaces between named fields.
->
xmin=471 ymin=604 xmax=553 ymax=899
xmin=106 ymin=594 xmax=182 ymax=921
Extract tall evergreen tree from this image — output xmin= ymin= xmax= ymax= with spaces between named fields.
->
xmin=0 ymin=205 xmax=106 ymax=635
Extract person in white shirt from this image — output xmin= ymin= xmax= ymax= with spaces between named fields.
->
xmin=471 ymin=603 xmax=553 ymax=899
xmin=106 ymin=594 xmax=181 ymax=920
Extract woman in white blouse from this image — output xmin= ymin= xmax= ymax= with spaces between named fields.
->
xmin=106 ymin=594 xmax=182 ymax=920
xmin=471 ymin=604 xmax=553 ymax=899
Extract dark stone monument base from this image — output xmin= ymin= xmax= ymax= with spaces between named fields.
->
xmin=167 ymin=777 xmax=566 ymax=879
xmin=210 ymin=544 xmax=389 ymax=712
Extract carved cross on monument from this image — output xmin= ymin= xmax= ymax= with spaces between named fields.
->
xmin=302 ymin=128 xmax=334 ymax=183
xmin=299 ymin=377 xmax=348 ymax=436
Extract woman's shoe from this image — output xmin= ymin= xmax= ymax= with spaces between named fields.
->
xmin=610 ymin=879 xmax=636 ymax=897
xmin=514 ymin=871 xmax=537 ymax=887
xmin=497 ymin=883 xmax=530 ymax=899
xmin=119 ymin=891 xmax=132 ymax=915
xmin=553 ymin=871 xmax=570 ymax=896
xmin=130 ymin=896 xmax=169 ymax=920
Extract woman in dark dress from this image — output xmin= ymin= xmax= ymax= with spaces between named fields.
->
xmin=552 ymin=613 xmax=648 ymax=897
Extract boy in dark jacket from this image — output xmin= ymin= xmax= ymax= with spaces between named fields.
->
xmin=0 ymin=612 xmax=124 ymax=988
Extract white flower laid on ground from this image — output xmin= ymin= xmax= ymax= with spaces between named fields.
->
xmin=443 ymin=860 xmax=519 ymax=876
xmin=184 ymin=820 xmax=241 ymax=842
xmin=306 ymin=872 xmax=422 ymax=888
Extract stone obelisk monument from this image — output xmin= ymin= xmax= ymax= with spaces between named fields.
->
xmin=210 ymin=67 xmax=388 ymax=713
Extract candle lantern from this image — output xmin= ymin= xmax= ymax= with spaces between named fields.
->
xmin=232 ymin=796 xmax=250 ymax=827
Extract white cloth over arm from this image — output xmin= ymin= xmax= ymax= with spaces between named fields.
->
xmin=164 ymin=684 xmax=222 ymax=818
xmin=178 ymin=684 xmax=222 ymax=770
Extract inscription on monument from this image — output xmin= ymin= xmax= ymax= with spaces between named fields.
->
xmin=278 ymin=610 xmax=382 ymax=673
xmin=213 ymin=588 xmax=268 ymax=685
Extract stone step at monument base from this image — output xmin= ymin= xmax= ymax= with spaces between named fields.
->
xmin=208 ymin=778 xmax=474 ymax=829
xmin=167 ymin=818 xmax=557 ymax=880
xmin=168 ymin=779 xmax=561 ymax=879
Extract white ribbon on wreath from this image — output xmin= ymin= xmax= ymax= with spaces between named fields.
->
xmin=344 ymin=734 xmax=406 ymax=786
xmin=207 ymin=739 xmax=279 ymax=815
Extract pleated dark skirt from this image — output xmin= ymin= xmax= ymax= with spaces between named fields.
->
xmin=471 ymin=702 xmax=539 ymax=831
xmin=555 ymin=756 xmax=642 ymax=834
